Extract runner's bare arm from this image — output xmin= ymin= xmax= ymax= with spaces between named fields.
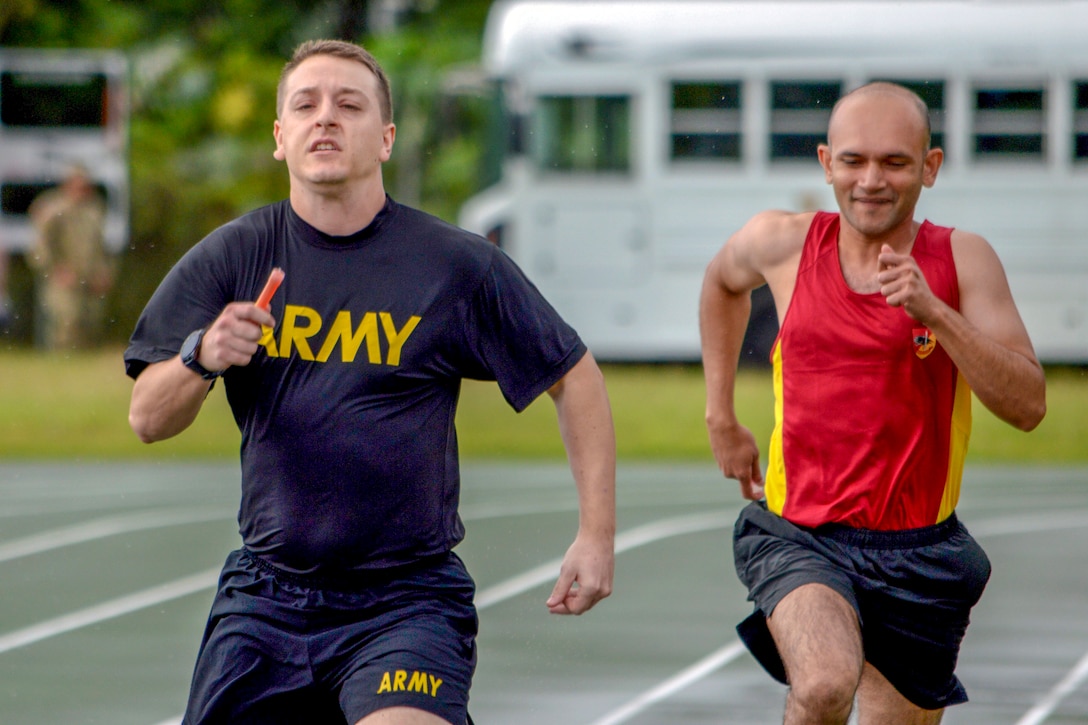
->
xmin=129 ymin=301 xmax=275 ymax=443
xmin=701 ymin=211 xmax=808 ymax=499
xmin=545 ymin=351 xmax=616 ymax=615
xmin=129 ymin=357 xmax=216 ymax=442
xmin=877 ymin=231 xmax=1045 ymax=431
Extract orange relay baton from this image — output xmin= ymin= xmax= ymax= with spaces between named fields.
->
xmin=255 ymin=267 xmax=285 ymax=311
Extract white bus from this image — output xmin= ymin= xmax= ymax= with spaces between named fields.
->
xmin=458 ymin=0 xmax=1088 ymax=364
xmin=0 ymin=49 xmax=129 ymax=255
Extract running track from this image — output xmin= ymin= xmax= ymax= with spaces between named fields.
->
xmin=0 ymin=462 xmax=1085 ymax=723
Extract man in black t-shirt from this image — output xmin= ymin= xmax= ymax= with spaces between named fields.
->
xmin=126 ymin=40 xmax=616 ymax=725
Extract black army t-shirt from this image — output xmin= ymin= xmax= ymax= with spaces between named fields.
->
xmin=125 ymin=197 xmax=586 ymax=576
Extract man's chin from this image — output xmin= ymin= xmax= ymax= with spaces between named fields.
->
xmin=306 ymin=173 xmax=348 ymax=186
xmin=845 ymin=210 xmax=902 ymax=238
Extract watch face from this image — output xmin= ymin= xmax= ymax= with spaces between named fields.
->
xmin=180 ymin=329 xmax=221 ymax=380
xmin=181 ymin=329 xmax=203 ymax=363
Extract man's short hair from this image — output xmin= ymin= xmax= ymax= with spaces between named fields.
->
xmin=276 ymin=39 xmax=393 ymax=124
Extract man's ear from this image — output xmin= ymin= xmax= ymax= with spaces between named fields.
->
xmin=379 ymin=123 xmax=396 ymax=162
xmin=817 ymin=143 xmax=833 ymax=183
xmin=273 ymin=120 xmax=286 ymax=161
xmin=922 ymin=146 xmax=943 ymax=188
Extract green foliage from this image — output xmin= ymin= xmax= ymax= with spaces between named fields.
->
xmin=364 ymin=6 xmax=493 ymax=220
xmin=1 ymin=0 xmax=497 ymax=343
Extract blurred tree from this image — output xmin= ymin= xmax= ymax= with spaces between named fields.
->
xmin=335 ymin=0 xmax=371 ymax=38
xmin=1 ymin=0 xmax=497 ymax=343
xmin=0 ymin=0 xmax=36 ymax=35
xmin=370 ymin=1 xmax=495 ymax=218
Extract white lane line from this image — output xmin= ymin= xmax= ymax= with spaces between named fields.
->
xmin=576 ymin=509 xmax=1088 ymax=725
xmin=0 ymin=498 xmax=685 ymax=566
xmin=1015 ymin=649 xmax=1088 ymax=725
xmin=968 ymin=510 xmax=1088 ymax=538
xmin=978 ymin=511 xmax=1088 ymax=725
xmin=587 ymin=642 xmax=748 ymax=725
xmin=0 ymin=508 xmax=229 ymax=563
xmin=141 ymin=510 xmax=735 ymax=725
xmin=462 ymin=501 xmax=579 ymax=522
xmin=0 ymin=510 xmax=731 ymax=659
xmin=49 ymin=506 xmax=1088 ymax=725
xmin=475 ymin=510 xmax=731 ymax=610
xmin=0 ymin=568 xmax=220 ymax=655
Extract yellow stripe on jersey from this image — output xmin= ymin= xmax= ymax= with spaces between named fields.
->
xmin=936 ymin=371 xmax=973 ymax=523
xmin=765 ymin=339 xmax=787 ymax=516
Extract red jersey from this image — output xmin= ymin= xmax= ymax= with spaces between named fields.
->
xmin=764 ymin=212 xmax=972 ymax=530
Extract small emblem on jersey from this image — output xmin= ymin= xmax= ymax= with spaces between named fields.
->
xmin=913 ymin=327 xmax=937 ymax=359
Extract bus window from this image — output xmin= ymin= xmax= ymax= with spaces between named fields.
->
xmin=972 ymin=86 xmax=1046 ymax=161
xmin=0 ymin=50 xmax=129 ymax=259
xmin=875 ymin=78 xmax=946 ymax=151
xmin=532 ymin=95 xmax=631 ymax=173
xmin=1 ymin=181 xmax=109 ymax=217
xmin=1 ymin=182 xmax=52 ymax=216
xmin=670 ymin=81 xmax=742 ymax=162
xmin=1 ymin=70 xmax=108 ymax=128
xmin=1074 ymin=81 xmax=1088 ymax=162
xmin=770 ymin=80 xmax=840 ymax=161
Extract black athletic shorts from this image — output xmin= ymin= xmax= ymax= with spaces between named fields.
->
xmin=733 ymin=501 xmax=991 ymax=710
xmin=182 ymin=548 xmax=478 ymax=725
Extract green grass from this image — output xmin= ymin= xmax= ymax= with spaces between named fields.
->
xmin=0 ymin=347 xmax=1085 ymax=463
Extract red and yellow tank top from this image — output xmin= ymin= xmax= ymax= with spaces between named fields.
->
xmin=764 ymin=211 xmax=972 ymax=530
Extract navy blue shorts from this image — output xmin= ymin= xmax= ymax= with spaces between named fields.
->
xmin=733 ymin=501 xmax=991 ymax=710
xmin=182 ymin=548 xmax=478 ymax=725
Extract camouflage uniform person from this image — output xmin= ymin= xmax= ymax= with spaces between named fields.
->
xmin=27 ymin=164 xmax=113 ymax=349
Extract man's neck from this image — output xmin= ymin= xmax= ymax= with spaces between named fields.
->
xmin=289 ymin=181 xmax=387 ymax=236
xmin=837 ymin=219 xmax=919 ymax=294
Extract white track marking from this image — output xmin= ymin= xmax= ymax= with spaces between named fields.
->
xmin=981 ymin=512 xmax=1088 ymax=725
xmin=586 ymin=642 xmax=747 ymax=725
xmin=0 ymin=501 xmax=574 ymax=565
xmin=968 ymin=511 xmax=1088 ymax=538
xmin=461 ymin=501 xmax=579 ymax=521
xmin=475 ymin=510 xmax=731 ymax=609
xmin=6 ymin=504 xmax=1079 ymax=725
xmin=574 ymin=509 xmax=1088 ymax=725
xmin=1014 ymin=642 xmax=1088 ymax=725
xmin=0 ymin=568 xmax=220 ymax=655
xmin=141 ymin=510 xmax=734 ymax=725
xmin=0 ymin=510 xmax=732 ymax=659
xmin=0 ymin=508 xmax=228 ymax=563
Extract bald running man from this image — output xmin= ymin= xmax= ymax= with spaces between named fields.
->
xmin=700 ymin=82 xmax=1045 ymax=724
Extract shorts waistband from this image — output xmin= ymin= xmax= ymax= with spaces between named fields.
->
xmin=805 ymin=512 xmax=961 ymax=549
xmin=240 ymin=548 xmax=451 ymax=590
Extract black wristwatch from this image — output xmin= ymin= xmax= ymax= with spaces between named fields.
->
xmin=180 ymin=328 xmax=223 ymax=380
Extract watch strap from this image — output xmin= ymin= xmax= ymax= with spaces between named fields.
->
xmin=181 ymin=328 xmax=223 ymax=380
